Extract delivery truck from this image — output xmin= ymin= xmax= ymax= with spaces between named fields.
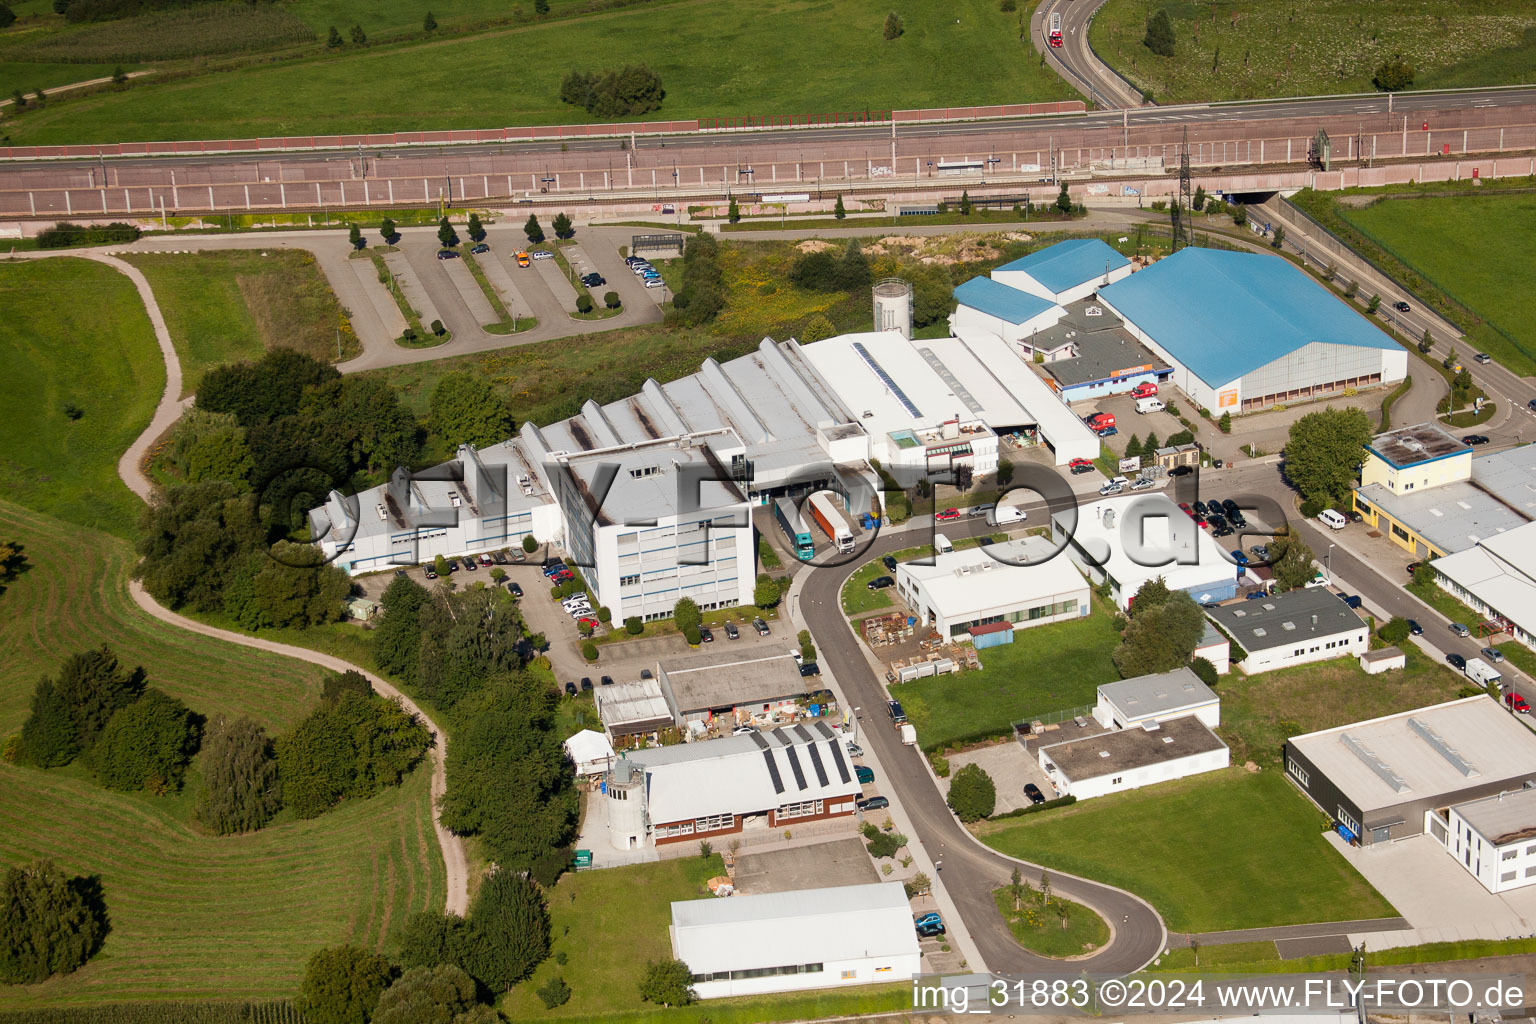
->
xmin=807 ymin=491 xmax=855 ymax=553
xmin=1466 ymin=657 xmax=1503 ymax=688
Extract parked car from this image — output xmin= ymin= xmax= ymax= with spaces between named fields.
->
xmin=479 ymin=553 xmax=494 ymax=566
xmin=424 ymin=566 xmax=438 ymax=580
xmin=1406 ymin=619 xmax=1422 ymax=635
xmin=1098 ymin=481 xmax=1123 ymax=496
xmin=490 ymin=550 xmax=507 ymax=564
xmin=1095 ymin=425 xmax=1118 ymax=437
xmin=867 ymin=575 xmax=895 ymax=590
xmin=845 ymin=741 xmax=864 ymax=757
xmin=641 ymin=668 xmax=653 ymax=679
xmin=1508 ymin=693 xmax=1531 ymax=715
xmin=1475 ymin=352 xmax=1493 ymax=364
xmin=542 ymin=562 xmax=569 ymax=577
xmin=914 ymin=911 xmax=943 ymax=930
xmin=1463 ymin=434 xmax=1490 ymax=445
xmin=644 ymin=278 xmax=664 ymax=289
xmin=855 ymin=766 xmax=875 ymax=784
xmin=1450 ymin=622 xmax=1471 ymax=637
xmin=580 ymin=678 xmax=593 ymax=691
xmin=1169 ymin=464 xmax=1194 ymax=477
xmin=1447 ymin=653 xmax=1467 ymax=670
xmin=699 ymin=626 xmax=714 ymax=643
xmin=436 ymin=249 xmax=460 ymax=260
xmin=1069 ymin=458 xmax=1094 ymax=475
xmin=882 ymin=555 xmax=898 ymax=572
xmin=1130 ymin=381 xmax=1158 ymax=398
xmin=576 ymin=618 xmax=598 ymax=632
xmin=508 ymin=582 xmax=523 ymax=598
xmin=1024 ymin=783 xmax=1046 ymax=805
xmin=935 ymin=508 xmax=961 ymax=522
xmin=600 ymin=675 xmax=614 ymax=687
xmin=1230 ymin=549 xmax=1250 ymax=567
xmin=1482 ymin=647 xmax=1505 ymax=663
xmin=1244 ymin=589 xmax=1267 ymax=600
xmin=724 ymin=622 xmax=740 ymax=640
xmin=1251 ymin=544 xmax=1270 ymax=561
xmin=1392 ymin=300 xmax=1411 ymax=313
xmin=515 ymin=251 xmax=531 ymax=267
xmin=856 ymin=796 xmax=889 ymax=812
xmin=531 ymin=250 xmax=554 ymax=261
xmin=470 ymin=243 xmax=490 ymax=254
xmin=564 ymin=681 xmax=578 ymax=696
xmin=461 ymin=557 xmax=477 ymax=571
xmin=887 ymin=699 xmax=907 ymax=724
xmin=732 ymin=725 xmax=759 ymax=736
xmin=1131 ymin=476 xmax=1156 ymax=491
xmin=1227 ymin=509 xmax=1248 ymax=528
xmin=798 ymin=662 xmax=820 ymax=677
xmin=1342 ymin=595 xmax=1363 ymax=610
xmin=915 ymin=918 xmax=946 ymax=938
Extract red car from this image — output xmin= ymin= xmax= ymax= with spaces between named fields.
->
xmin=1131 ymin=382 xmax=1159 ymax=398
xmin=935 ymin=508 xmax=961 ymax=522
xmin=1508 ymin=693 xmax=1530 ymax=715
xmin=478 ymin=553 xmax=494 ymax=567
xmin=551 ymin=570 xmax=574 ymax=583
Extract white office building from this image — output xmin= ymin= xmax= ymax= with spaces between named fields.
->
xmin=1093 ymin=668 xmax=1220 ymax=730
xmin=671 ymin=882 xmax=921 ymax=999
xmin=1051 ymin=494 xmax=1241 ymax=610
xmin=1443 ymin=788 xmax=1536 ymax=893
xmin=1038 ymin=714 xmax=1229 ymax=801
xmin=894 ymin=535 xmax=1089 ymax=641
xmin=1205 ymin=589 xmax=1369 ymax=674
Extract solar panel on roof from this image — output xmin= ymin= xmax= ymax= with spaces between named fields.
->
xmin=773 ymin=729 xmax=794 ymax=746
xmin=852 ymin=342 xmax=922 ymax=418
xmin=826 ymin=740 xmax=851 ymax=783
xmin=805 ymin=741 xmax=829 ymax=787
xmin=761 ymin=749 xmax=785 ymax=794
xmin=813 ymin=721 xmax=835 ymax=739
xmin=783 ymin=745 xmax=808 ymax=790
xmin=792 ymin=724 xmax=815 ymax=744
xmin=748 ymin=731 xmax=770 ymax=749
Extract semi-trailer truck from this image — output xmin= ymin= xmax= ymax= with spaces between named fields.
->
xmin=807 ymin=491 xmax=855 ymax=553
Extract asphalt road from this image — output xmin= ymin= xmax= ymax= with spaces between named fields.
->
xmin=1033 ymin=0 xmax=1142 ymax=111
xmin=798 ymin=527 xmax=1167 ymax=974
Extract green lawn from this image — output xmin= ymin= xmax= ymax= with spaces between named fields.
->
xmin=1218 ymin=643 xmax=1465 ymax=768
xmin=2 ymin=0 xmax=1074 ymax=144
xmin=992 ymin=887 xmax=1108 ymax=959
xmin=0 ymin=258 xmax=164 ymax=538
xmin=0 ymin=61 xmax=140 ymax=100
xmin=890 ymin=606 xmax=1120 ymax=752
xmin=1089 ymin=0 xmax=1536 ymax=105
xmin=1341 ymin=194 xmax=1536 ymax=373
xmin=0 ymin=501 xmax=445 ymax=1009
xmin=1148 ymin=936 xmax=1536 ymax=974
xmin=979 ymin=770 xmax=1395 ymax=933
xmin=841 ymin=559 xmax=895 ymax=616
xmin=122 ymin=250 xmax=358 ymax=395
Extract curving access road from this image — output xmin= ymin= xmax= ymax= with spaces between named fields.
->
xmin=800 ymin=529 xmax=1167 ymax=974
xmin=1032 ymin=0 xmax=1143 ymax=110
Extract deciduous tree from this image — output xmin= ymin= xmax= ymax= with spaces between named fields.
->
xmin=1112 ymin=590 xmax=1203 ymax=676
xmin=429 ymin=372 xmax=513 ymax=448
xmin=1284 ymin=407 xmax=1373 ymax=507
xmin=373 ymin=963 xmax=484 ymax=1024
xmin=946 ymin=763 xmax=996 ymax=821
xmin=460 ymin=869 xmax=549 ymax=990
xmin=88 ymin=688 xmax=199 ymax=794
xmin=298 ymin=945 xmax=392 ymax=1024
xmin=196 ymin=716 xmax=283 ymax=834
xmin=638 ymin=959 xmax=695 ymax=1006
xmin=882 ymin=10 xmax=903 ymax=39
xmin=0 ymin=860 xmax=107 ymax=984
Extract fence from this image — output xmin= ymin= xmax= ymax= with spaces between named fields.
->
xmin=1011 ymin=702 xmax=1095 ymax=742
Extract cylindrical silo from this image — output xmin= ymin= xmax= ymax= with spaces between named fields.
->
xmin=873 ymin=278 xmax=913 ymax=339
xmin=605 ymin=757 xmax=648 ymax=852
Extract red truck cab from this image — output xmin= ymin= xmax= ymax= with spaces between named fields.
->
xmin=1508 ymin=693 xmax=1530 ymax=715
xmin=1084 ymin=412 xmax=1116 ymax=431
xmin=1131 ymin=382 xmax=1158 ymax=398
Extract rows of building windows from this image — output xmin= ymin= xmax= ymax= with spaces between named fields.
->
xmin=1286 ymin=758 xmax=1310 ymax=787
xmin=655 ymin=822 xmax=694 ymax=839
xmin=1290 ymin=636 xmax=1360 ymax=658
xmin=691 ymin=963 xmax=824 ymax=983
xmin=695 ymin=813 xmax=735 ymax=833
xmin=776 ymin=799 xmax=825 ymax=820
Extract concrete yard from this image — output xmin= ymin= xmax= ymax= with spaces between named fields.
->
xmin=382 ymin=250 xmax=443 ymax=327
xmin=732 ymin=837 xmax=879 ymax=895
xmin=944 ymin=737 xmax=1067 ymax=813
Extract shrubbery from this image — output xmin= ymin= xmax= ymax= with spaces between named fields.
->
xmin=0 ymin=859 xmax=108 ymax=985
xmin=36 ymin=221 xmax=140 ymax=248
xmin=946 ymin=762 xmax=996 ymax=821
xmin=559 ymin=64 xmax=664 ymax=118
xmin=277 ymin=691 xmax=429 ymax=819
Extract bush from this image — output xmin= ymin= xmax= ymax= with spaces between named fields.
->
xmin=1379 ymin=617 xmax=1411 ymax=645
xmin=596 ymin=606 xmax=611 ymax=623
xmin=625 ymin=616 xmax=643 ymax=635
xmin=797 ymin=629 xmax=816 ymax=664
xmin=580 ymin=640 xmax=598 ymax=662
xmin=298 ymin=945 xmax=393 ymax=1024
xmin=1299 ymin=497 xmax=1325 ymax=519
xmin=1143 ymin=9 xmax=1175 ymax=55
xmin=88 ymin=688 xmax=199 ymax=795
xmin=576 ymin=294 xmax=594 ymax=314
xmin=928 ymin=751 xmax=950 ymax=777
xmin=882 ymin=9 xmax=903 ymax=39
xmin=682 ymin=624 xmax=701 ymax=646
xmin=1190 ymin=656 xmax=1219 ymax=688
xmin=35 ymin=221 xmax=140 ymax=249
xmin=866 ymin=831 xmax=908 ymax=859
xmin=522 ymin=534 xmax=539 ymax=553
xmin=430 ymin=319 xmax=446 ymax=336
xmin=559 ymin=64 xmax=664 ymax=118
xmin=638 ymin=958 xmax=695 ymax=1007
xmin=990 ymin=794 xmax=1077 ymax=819
xmin=1373 ymin=53 xmax=1414 ymax=92
xmin=277 ymin=692 xmax=429 ymax=819
xmin=673 ymin=597 xmax=701 ymax=634
xmin=537 ymin=976 xmax=572 ymax=1009
xmin=603 ymin=290 xmax=621 ymax=309
xmin=946 ymin=762 xmax=996 ymax=821
xmin=1219 ymin=411 xmax=1232 ymax=433
xmin=0 ymin=859 xmax=108 ymax=984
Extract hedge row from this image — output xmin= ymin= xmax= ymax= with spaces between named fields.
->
xmin=989 ymin=794 xmax=1077 ymax=820
xmin=36 ymin=221 xmax=141 ymax=248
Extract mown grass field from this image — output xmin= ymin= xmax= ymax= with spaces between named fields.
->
xmin=0 ymin=61 xmax=139 ymax=100
xmin=1340 ymin=193 xmax=1536 ymax=372
xmin=1089 ymin=0 xmax=1536 ymax=104
xmin=1 ymin=0 xmax=1073 ymax=144
xmin=979 ymin=770 xmax=1395 ymax=933
xmin=0 ymin=257 xmax=163 ymax=539
xmin=889 ymin=605 xmax=1119 ymax=753
xmin=122 ymin=250 xmax=358 ymax=395
xmin=0 ymin=500 xmax=446 ymax=1009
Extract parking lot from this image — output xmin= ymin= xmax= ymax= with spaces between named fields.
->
xmin=945 ymin=737 xmax=1063 ymax=813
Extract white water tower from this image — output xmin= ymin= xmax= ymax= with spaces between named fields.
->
xmin=873 ymin=278 xmax=913 ymax=339
xmin=605 ymin=756 xmax=648 ymax=852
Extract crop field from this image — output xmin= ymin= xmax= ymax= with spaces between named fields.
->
xmin=4 ymin=4 xmax=316 ymax=63
xmin=123 ymin=250 xmax=359 ymax=395
xmin=1340 ymin=193 xmax=1536 ymax=372
xmin=2 ymin=0 xmax=1074 ymax=144
xmin=1090 ymin=0 xmax=1536 ymax=104
xmin=0 ymin=257 xmax=163 ymax=538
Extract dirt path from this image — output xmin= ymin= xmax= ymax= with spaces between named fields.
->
xmin=40 ymin=247 xmax=473 ymax=917
xmin=0 ymin=70 xmax=156 ymax=109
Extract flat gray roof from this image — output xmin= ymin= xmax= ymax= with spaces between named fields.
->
xmin=1367 ymin=422 xmax=1467 ymax=469
xmin=661 ymin=647 xmax=812 ymax=713
xmin=1358 ymin=480 xmax=1530 ymax=554
xmin=1033 ymin=300 xmax=1169 ymax=388
xmin=1206 ymin=588 xmax=1366 ymax=652
xmin=561 ymin=435 xmax=748 ymax=526
xmin=1456 ymin=787 xmax=1536 ymax=846
xmin=1098 ymin=667 xmax=1217 ymax=720
xmin=1472 ymin=444 xmax=1536 ymax=520
xmin=597 ymin=679 xmax=675 ymax=734
xmin=1288 ymin=697 xmax=1536 ymax=814
xmin=1041 ymin=714 xmax=1226 ymax=781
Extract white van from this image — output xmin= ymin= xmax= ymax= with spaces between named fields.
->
xmin=1317 ymin=509 xmax=1347 ymax=530
xmin=989 ymin=505 xmax=1027 ymax=525
xmin=1135 ymin=397 xmax=1166 ymax=414
xmin=933 ymin=532 xmax=954 ymax=554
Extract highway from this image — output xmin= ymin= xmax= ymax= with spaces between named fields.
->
xmin=1033 ymin=0 xmax=1142 ymax=111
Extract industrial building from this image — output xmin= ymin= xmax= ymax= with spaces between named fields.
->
xmin=1442 ymin=788 xmax=1536 ymax=894
xmin=1284 ymin=697 xmax=1536 ymax=846
xmin=893 ymin=535 xmax=1091 ymax=641
xmin=1354 ymin=434 xmax=1536 ymax=560
xmin=1205 ymin=589 xmax=1369 ymax=674
xmin=1051 ymin=494 xmax=1240 ymax=610
xmin=657 ymin=647 xmax=826 ymax=733
xmin=603 ymin=722 xmax=860 ymax=849
xmin=670 ymin=882 xmax=921 ymax=999
xmin=1029 ymin=300 xmax=1171 ymax=402
xmin=1098 ymin=247 xmax=1407 ymax=414
xmin=595 ymin=678 xmax=679 ymax=745
xmin=1038 ymin=713 xmax=1229 ymax=801
xmin=989 ymin=237 xmax=1133 ymax=305
xmin=1431 ymin=520 xmax=1536 ymax=652
xmin=1093 ymin=668 xmax=1220 ymax=731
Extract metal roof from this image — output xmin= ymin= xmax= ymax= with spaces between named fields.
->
xmin=660 ymin=648 xmax=812 ymax=714
xmin=953 ymin=276 xmax=1057 ymax=324
xmin=1098 ymin=247 xmax=1400 ymax=388
xmin=1205 ymin=588 xmax=1367 ymax=653
xmin=896 ymin=535 xmax=1089 ymax=618
xmin=671 ymin=881 xmax=919 ymax=974
xmin=1288 ymin=697 xmax=1536 ymax=814
xmin=1098 ymin=668 xmax=1218 ymax=720
xmin=1432 ymin=520 xmax=1536 ymax=639
xmin=992 ymin=238 xmax=1129 ymax=294
xmin=1357 ymin=480 xmax=1529 ymax=554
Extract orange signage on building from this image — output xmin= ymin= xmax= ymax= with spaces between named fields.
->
xmin=1218 ymin=390 xmax=1239 ymax=408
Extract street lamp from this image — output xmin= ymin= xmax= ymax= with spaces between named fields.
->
xmin=1327 ymin=543 xmax=1335 ymax=578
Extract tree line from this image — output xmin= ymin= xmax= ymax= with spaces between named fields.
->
xmin=558 ymin=64 xmax=663 ymax=119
